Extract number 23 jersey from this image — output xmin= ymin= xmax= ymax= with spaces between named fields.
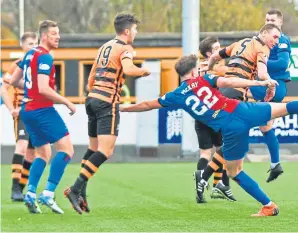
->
xmin=158 ymin=74 xmax=240 ymax=132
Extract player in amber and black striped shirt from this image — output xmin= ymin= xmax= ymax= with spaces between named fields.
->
xmin=1 ymin=32 xmax=38 ymax=201
xmin=64 ymin=12 xmax=151 ymax=214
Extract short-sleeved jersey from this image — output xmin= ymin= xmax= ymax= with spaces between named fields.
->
xmin=2 ymin=58 xmax=24 ymax=108
xmin=268 ymin=33 xmax=291 ymax=81
xmin=158 ymin=74 xmax=240 ymax=132
xmin=88 ymin=38 xmax=134 ymax=104
xmin=19 ymin=46 xmax=56 ymax=111
xmin=220 ymin=36 xmax=270 ymax=80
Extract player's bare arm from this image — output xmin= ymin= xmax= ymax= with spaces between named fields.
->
xmin=1 ymin=77 xmax=19 ymax=117
xmin=121 ymin=58 xmax=151 ymax=77
xmin=38 ymin=74 xmax=76 ymax=114
xmin=1 ymin=77 xmax=14 ymax=111
xmin=10 ymin=67 xmax=24 ymax=89
xmin=206 ymin=42 xmax=235 ymax=72
xmin=216 ymin=77 xmax=277 ymax=89
xmin=257 ymin=61 xmax=271 ymax=80
xmin=206 ymin=52 xmax=222 ymax=71
xmin=120 ymin=99 xmax=161 ymax=112
xmin=256 ymin=56 xmax=277 ymax=102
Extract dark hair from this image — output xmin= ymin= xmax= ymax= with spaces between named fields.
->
xmin=267 ymin=9 xmax=283 ymax=19
xmin=175 ymin=54 xmax=198 ymax=77
xmin=39 ymin=20 xmax=58 ymax=37
xmin=21 ymin=32 xmax=37 ymax=44
xmin=260 ymin=23 xmax=281 ymax=33
xmin=114 ymin=13 xmax=140 ymax=34
xmin=199 ymin=36 xmax=219 ymax=58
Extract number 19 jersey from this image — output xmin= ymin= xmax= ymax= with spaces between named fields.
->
xmin=19 ymin=46 xmax=56 ymax=111
xmin=158 ymin=74 xmax=240 ymax=132
xmin=88 ymin=38 xmax=134 ymax=104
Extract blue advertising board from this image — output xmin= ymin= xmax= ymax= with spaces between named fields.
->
xmin=158 ymin=107 xmax=182 ymax=144
xmin=249 ymin=114 xmax=298 ymax=143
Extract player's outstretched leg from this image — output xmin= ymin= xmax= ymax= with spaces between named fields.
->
xmin=226 ymin=159 xmax=279 ymax=217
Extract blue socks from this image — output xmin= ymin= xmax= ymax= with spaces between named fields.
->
xmin=28 ymin=158 xmax=47 ymax=193
xmin=286 ymin=101 xmax=298 ymax=114
xmin=45 ymin=152 xmax=71 ymax=192
xmin=263 ymin=130 xmax=279 ymax=163
xmin=233 ymin=171 xmax=270 ymax=205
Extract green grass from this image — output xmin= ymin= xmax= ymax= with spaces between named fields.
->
xmin=2 ymin=162 xmax=298 ymax=232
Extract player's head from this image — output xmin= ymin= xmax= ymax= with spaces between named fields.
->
xmin=259 ymin=24 xmax=281 ymax=49
xmin=20 ymin=32 xmax=38 ymax=52
xmin=39 ymin=20 xmax=60 ymax=49
xmin=199 ymin=36 xmax=220 ymax=58
xmin=265 ymin=9 xmax=283 ymax=29
xmin=175 ymin=54 xmax=199 ymax=79
xmin=114 ymin=13 xmax=140 ymax=44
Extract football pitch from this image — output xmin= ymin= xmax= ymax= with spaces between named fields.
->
xmin=1 ymin=162 xmax=298 ymax=232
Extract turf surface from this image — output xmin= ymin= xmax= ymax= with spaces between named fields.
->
xmin=1 ymin=162 xmax=298 ymax=232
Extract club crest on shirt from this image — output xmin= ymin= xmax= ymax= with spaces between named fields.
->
xmin=278 ymin=43 xmax=288 ymax=49
xmin=39 ymin=63 xmax=50 ymax=70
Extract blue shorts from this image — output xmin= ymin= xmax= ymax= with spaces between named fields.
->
xmin=221 ymin=102 xmax=271 ymax=161
xmin=250 ymin=80 xmax=287 ymax=103
xmin=20 ymin=107 xmax=69 ymax=147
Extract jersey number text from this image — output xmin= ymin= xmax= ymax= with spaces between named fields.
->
xmin=185 ymin=86 xmax=219 ymax=115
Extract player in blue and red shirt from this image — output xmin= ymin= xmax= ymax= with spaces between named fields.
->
xmin=249 ymin=9 xmax=291 ymax=182
xmin=121 ymin=54 xmax=298 ymax=216
xmin=10 ymin=20 xmax=76 ymax=214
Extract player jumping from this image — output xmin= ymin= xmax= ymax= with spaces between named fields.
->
xmin=195 ymin=23 xmax=281 ymax=202
xmin=120 ymin=54 xmax=298 ymax=217
xmin=249 ymin=9 xmax=291 ymax=182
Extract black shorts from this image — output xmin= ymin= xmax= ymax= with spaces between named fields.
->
xmin=219 ymin=87 xmax=246 ymax=101
xmin=195 ymin=120 xmax=222 ymax=149
xmin=85 ymin=97 xmax=120 ymax=137
xmin=14 ymin=117 xmax=34 ymax=149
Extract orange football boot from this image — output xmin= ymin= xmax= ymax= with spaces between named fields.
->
xmin=251 ymin=202 xmax=279 ymax=217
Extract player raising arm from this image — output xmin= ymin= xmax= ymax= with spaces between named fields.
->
xmin=120 ymin=54 xmax=298 ymax=217
xmin=64 ymin=13 xmax=150 ymax=215
xmin=205 ymin=24 xmax=281 ymax=102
